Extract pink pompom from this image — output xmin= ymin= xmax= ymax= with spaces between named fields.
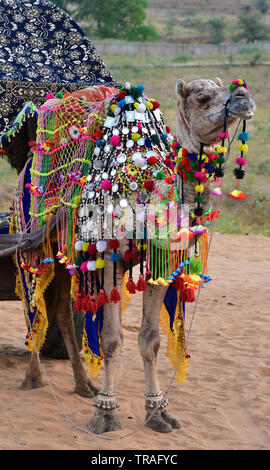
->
xmin=46 ymin=93 xmax=55 ymax=100
xmin=101 ymin=179 xmax=112 ymax=190
xmin=208 ymin=153 xmax=216 ymax=161
xmin=80 ymin=261 xmax=88 ymax=272
xmin=235 ymin=157 xmax=247 ymax=166
xmin=194 ymin=171 xmax=205 ymax=179
xmin=110 ymin=135 xmax=121 ymax=146
xmin=219 ymin=132 xmax=229 ymax=139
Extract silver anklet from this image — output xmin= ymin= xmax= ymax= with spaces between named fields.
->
xmin=145 ymin=391 xmax=169 ymax=410
xmin=93 ymin=392 xmax=120 ymax=410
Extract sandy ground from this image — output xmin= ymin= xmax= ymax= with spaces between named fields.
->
xmin=0 ymin=233 xmax=270 ymax=450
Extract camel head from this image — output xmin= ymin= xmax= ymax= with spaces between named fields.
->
xmin=176 ymin=77 xmax=255 ymax=153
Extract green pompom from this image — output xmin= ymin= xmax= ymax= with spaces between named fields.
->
xmin=129 ymin=86 xmax=142 ymax=99
xmin=55 ymin=92 xmax=64 ymax=99
xmin=151 ymin=134 xmax=160 ymax=145
xmin=215 ymin=155 xmax=226 ymax=164
xmin=156 ymin=170 xmax=166 ymax=180
xmin=194 ymin=194 xmax=204 ymax=203
xmin=75 ymin=255 xmax=84 ymax=266
xmin=189 ymin=257 xmax=203 ymax=274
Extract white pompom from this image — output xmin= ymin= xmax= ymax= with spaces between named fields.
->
xmin=133 ymin=155 xmax=146 ymax=168
xmin=75 ymin=240 xmax=83 ymax=251
xmin=125 ymin=82 xmax=131 ymax=89
xmin=114 ymin=107 xmax=121 ymax=116
xmin=136 ymin=103 xmax=146 ymax=113
xmin=87 ymin=260 xmax=97 ymax=271
xmin=96 ymin=240 xmax=107 ymax=252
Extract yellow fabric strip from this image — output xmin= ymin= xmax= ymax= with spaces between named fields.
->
xmin=159 ymin=294 xmax=188 ymax=385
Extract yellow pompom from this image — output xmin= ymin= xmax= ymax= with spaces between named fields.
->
xmin=238 ymin=79 xmax=244 ymax=85
xmin=195 ymin=184 xmax=204 ymax=192
xmin=238 ymin=143 xmax=248 ymax=152
xmin=132 ymin=133 xmax=141 ymax=141
xmin=96 ymin=258 xmax=106 ymax=269
xmin=111 ymin=104 xmax=117 ymax=112
xmin=134 ymin=102 xmax=139 ymax=109
xmin=82 ymin=242 xmax=89 ymax=252
xmin=146 ymin=102 xmax=153 ymax=110
xmin=216 ymin=145 xmax=227 ymax=153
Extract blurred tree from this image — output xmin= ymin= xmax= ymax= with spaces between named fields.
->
xmin=253 ymin=0 xmax=270 ymax=13
xmin=236 ymin=13 xmax=269 ymax=41
xmin=53 ymin=0 xmax=158 ymax=41
xmin=207 ymin=18 xmax=226 ymax=44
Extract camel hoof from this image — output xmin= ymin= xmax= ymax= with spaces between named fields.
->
xmin=145 ymin=411 xmax=172 ymax=433
xmin=20 ymin=376 xmax=44 ymax=391
xmin=88 ymin=409 xmax=122 ymax=434
xmin=75 ymin=384 xmax=95 ymax=398
xmin=161 ymin=409 xmax=181 ymax=429
xmin=74 ymin=379 xmax=98 ymax=398
xmin=87 ymin=379 xmax=99 ymax=396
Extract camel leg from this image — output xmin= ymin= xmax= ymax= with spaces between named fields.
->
xmin=139 ymin=284 xmax=181 ymax=433
xmin=55 ymin=300 xmax=98 ymax=398
xmin=20 ymin=351 xmax=43 ymax=390
xmin=47 ymin=265 xmax=98 ymax=398
xmin=88 ymin=262 xmax=124 ymax=434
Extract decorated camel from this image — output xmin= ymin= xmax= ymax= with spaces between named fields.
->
xmin=0 ymin=77 xmax=255 ymax=435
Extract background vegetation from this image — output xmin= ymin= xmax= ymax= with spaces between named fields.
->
xmin=0 ymin=1 xmax=270 ymax=236
xmin=53 ymin=0 xmax=270 ymax=43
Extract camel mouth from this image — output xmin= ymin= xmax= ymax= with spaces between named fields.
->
xmin=229 ymin=110 xmax=254 ymax=120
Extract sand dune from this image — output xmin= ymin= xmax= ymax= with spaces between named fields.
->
xmin=0 ymin=233 xmax=270 ymax=450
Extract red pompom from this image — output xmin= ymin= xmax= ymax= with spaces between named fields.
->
xmin=173 ymin=277 xmax=185 ymax=291
xmin=182 ymin=148 xmax=189 ymax=157
xmin=118 ymin=90 xmax=128 ymax=100
xmin=110 ymin=286 xmax=121 ymax=303
xmin=152 ymin=101 xmax=160 ymax=110
xmin=181 ymin=287 xmax=196 ymax=302
xmin=88 ymin=244 xmax=97 ymax=256
xmin=165 ymin=126 xmax=171 ymax=134
xmin=182 ymin=157 xmax=190 ymax=167
xmin=109 ymin=239 xmax=120 ymax=249
xmin=126 ymin=277 xmax=136 ymax=294
xmin=136 ymin=274 xmax=146 ymax=292
xmin=124 ymin=249 xmax=133 ymax=260
xmin=165 ymin=176 xmax=174 ymax=184
xmin=97 ymin=289 xmax=109 ymax=307
xmin=144 ymin=180 xmax=154 ymax=191
xmin=147 ymin=156 xmax=158 ymax=165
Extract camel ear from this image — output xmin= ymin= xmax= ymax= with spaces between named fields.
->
xmin=176 ymin=79 xmax=189 ymax=99
xmin=215 ymin=76 xmax=223 ymax=87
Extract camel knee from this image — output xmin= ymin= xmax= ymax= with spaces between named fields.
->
xmin=139 ymin=327 xmax=160 ymax=360
xmin=101 ymin=329 xmax=123 ymax=359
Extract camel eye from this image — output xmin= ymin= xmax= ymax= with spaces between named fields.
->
xmin=196 ymin=93 xmax=211 ymax=105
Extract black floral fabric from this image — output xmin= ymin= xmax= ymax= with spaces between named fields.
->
xmin=0 ymin=0 xmax=120 ymax=141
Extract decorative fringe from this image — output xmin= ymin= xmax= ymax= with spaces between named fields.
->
xmin=126 ymin=276 xmax=136 ymax=294
xmin=136 ymin=274 xmax=147 ymax=292
xmin=97 ymin=289 xmax=109 ymax=307
xmin=110 ymin=286 xmax=121 ymax=303
xmin=159 ymin=294 xmax=188 ymax=385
